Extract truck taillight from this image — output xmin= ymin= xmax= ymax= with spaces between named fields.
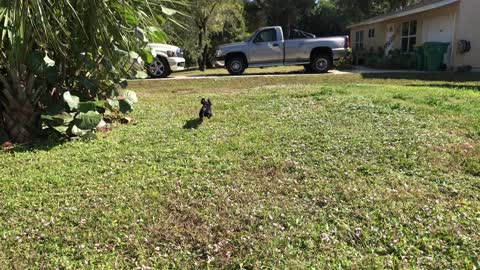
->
xmin=345 ymin=36 xmax=350 ymax=49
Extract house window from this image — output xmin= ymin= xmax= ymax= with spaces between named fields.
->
xmin=355 ymin=31 xmax=364 ymax=49
xmin=368 ymin=28 xmax=375 ymax=38
xmin=401 ymin=20 xmax=417 ymax=52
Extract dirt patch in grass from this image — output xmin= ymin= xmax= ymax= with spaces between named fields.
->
xmin=429 ymin=139 xmax=480 ymax=176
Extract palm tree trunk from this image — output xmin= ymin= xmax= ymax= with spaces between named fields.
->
xmin=2 ymin=101 xmax=41 ymax=144
xmin=0 ymin=71 xmax=41 ymax=144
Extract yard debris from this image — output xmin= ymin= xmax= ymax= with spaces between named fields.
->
xmin=96 ymin=120 xmax=111 ymax=132
xmin=1 ymin=141 xmax=14 ymax=151
xmin=120 ymin=116 xmax=134 ymax=124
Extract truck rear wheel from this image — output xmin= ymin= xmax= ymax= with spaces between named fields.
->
xmin=226 ymin=56 xmax=246 ymax=75
xmin=310 ymin=53 xmax=331 ymax=73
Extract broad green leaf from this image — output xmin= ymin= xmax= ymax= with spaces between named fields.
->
xmin=43 ymin=112 xmax=74 ymax=124
xmin=71 ymin=125 xmax=89 ymax=136
xmin=27 ymin=51 xmax=48 ymax=74
xmin=102 ymin=58 xmax=114 ymax=72
xmin=134 ymin=70 xmax=148 ymax=79
xmin=161 ymin=6 xmax=177 ymax=16
xmin=106 ymin=98 xmax=120 ymax=110
xmin=129 ymin=51 xmax=140 ymax=60
xmin=121 ymin=90 xmax=138 ymax=106
xmin=63 ymin=91 xmax=80 ymax=111
xmin=119 ymin=79 xmax=128 ymax=89
xmin=52 ymin=125 xmax=69 ymax=133
xmin=74 ymin=111 xmax=102 ymax=130
xmin=119 ymin=100 xmax=133 ymax=114
xmin=140 ymin=49 xmax=154 ymax=64
xmin=78 ymin=75 xmax=99 ymax=90
xmin=46 ymin=66 xmax=58 ymax=83
xmin=82 ymin=131 xmax=98 ymax=141
xmin=97 ymin=119 xmax=107 ymax=129
xmin=79 ymin=52 xmax=95 ymax=69
xmin=147 ymin=26 xmax=168 ymax=43
xmin=43 ymin=54 xmax=55 ymax=67
xmin=44 ymin=101 xmax=65 ymax=115
xmin=78 ymin=101 xmax=98 ymax=113
xmin=135 ymin=27 xmax=148 ymax=42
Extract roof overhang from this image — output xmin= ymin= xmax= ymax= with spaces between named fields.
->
xmin=347 ymin=0 xmax=459 ymax=29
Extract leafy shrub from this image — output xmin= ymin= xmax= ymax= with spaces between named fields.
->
xmin=334 ymin=48 xmax=353 ymax=69
xmin=354 ymin=47 xmax=416 ymax=70
xmin=42 ymin=89 xmax=138 ymax=140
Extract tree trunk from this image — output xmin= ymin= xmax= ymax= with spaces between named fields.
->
xmin=202 ymin=43 xmax=208 ymax=70
xmin=198 ymin=29 xmax=205 ymax=71
xmin=2 ymin=101 xmax=41 ymax=144
xmin=198 ymin=24 xmax=209 ymax=72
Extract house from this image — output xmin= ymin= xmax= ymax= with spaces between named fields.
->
xmin=348 ymin=0 xmax=479 ymax=71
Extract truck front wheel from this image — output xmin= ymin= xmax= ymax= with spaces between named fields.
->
xmin=147 ymin=57 xmax=171 ymax=78
xmin=310 ymin=53 xmax=331 ymax=73
xmin=226 ymin=56 xmax=246 ymax=75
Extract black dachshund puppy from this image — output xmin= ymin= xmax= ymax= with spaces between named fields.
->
xmin=199 ymin=98 xmax=213 ymax=120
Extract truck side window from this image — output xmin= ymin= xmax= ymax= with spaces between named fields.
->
xmin=254 ymin=29 xmax=277 ymax=43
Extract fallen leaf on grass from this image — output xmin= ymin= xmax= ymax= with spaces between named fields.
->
xmin=1 ymin=141 xmax=14 ymax=151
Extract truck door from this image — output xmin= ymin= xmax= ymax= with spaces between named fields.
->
xmin=248 ymin=28 xmax=284 ymax=65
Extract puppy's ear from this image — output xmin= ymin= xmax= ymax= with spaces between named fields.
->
xmin=207 ymin=99 xmax=212 ymax=105
xmin=201 ymin=98 xmax=206 ymax=105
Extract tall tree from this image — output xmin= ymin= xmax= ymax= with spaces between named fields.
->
xmin=296 ymin=0 xmax=424 ymax=37
xmin=300 ymin=0 xmax=346 ymax=36
xmin=167 ymin=0 xmax=245 ymax=70
xmin=332 ymin=0 xmax=422 ymax=25
xmin=245 ymin=0 xmax=315 ymax=34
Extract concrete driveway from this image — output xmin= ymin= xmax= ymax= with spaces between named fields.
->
xmin=157 ymin=66 xmax=420 ymax=81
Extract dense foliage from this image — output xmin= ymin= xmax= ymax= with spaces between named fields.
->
xmin=168 ymin=0 xmax=424 ymax=70
xmin=246 ymin=0 xmax=423 ymax=36
xmin=0 ymin=0 xmax=180 ymax=143
xmin=165 ymin=0 xmax=245 ymax=69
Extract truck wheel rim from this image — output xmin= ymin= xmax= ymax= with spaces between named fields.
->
xmin=149 ymin=60 xmax=165 ymax=76
xmin=231 ymin=61 xmax=242 ymax=72
xmin=315 ymin=59 xmax=328 ymax=71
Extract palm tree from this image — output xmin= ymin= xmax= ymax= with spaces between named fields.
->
xmin=0 ymin=0 xmax=182 ymax=143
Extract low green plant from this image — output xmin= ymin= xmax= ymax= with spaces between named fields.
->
xmin=334 ymin=48 xmax=353 ymax=69
xmin=41 ymin=89 xmax=138 ymax=140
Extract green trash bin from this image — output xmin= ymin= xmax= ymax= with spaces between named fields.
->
xmin=423 ymin=42 xmax=449 ymax=71
xmin=415 ymin=46 xmax=425 ymax=71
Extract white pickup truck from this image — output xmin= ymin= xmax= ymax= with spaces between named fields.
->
xmin=215 ymin=26 xmax=350 ymax=75
xmin=144 ymin=43 xmax=186 ymax=78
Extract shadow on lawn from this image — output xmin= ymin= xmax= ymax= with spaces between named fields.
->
xmin=183 ymin=118 xmax=203 ymax=129
xmin=0 ymin=129 xmax=66 ymax=153
xmin=182 ymin=69 xmax=306 ymax=78
xmin=406 ymin=84 xmax=480 ymax=91
xmin=361 ymin=72 xmax=480 ymax=82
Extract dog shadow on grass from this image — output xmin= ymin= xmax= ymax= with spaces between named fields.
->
xmin=183 ymin=118 xmax=203 ymax=129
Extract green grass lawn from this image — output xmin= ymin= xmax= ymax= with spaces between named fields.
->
xmin=1 ymin=73 xmax=480 ymax=269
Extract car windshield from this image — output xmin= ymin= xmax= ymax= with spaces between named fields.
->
xmin=245 ymin=31 xmax=258 ymax=42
